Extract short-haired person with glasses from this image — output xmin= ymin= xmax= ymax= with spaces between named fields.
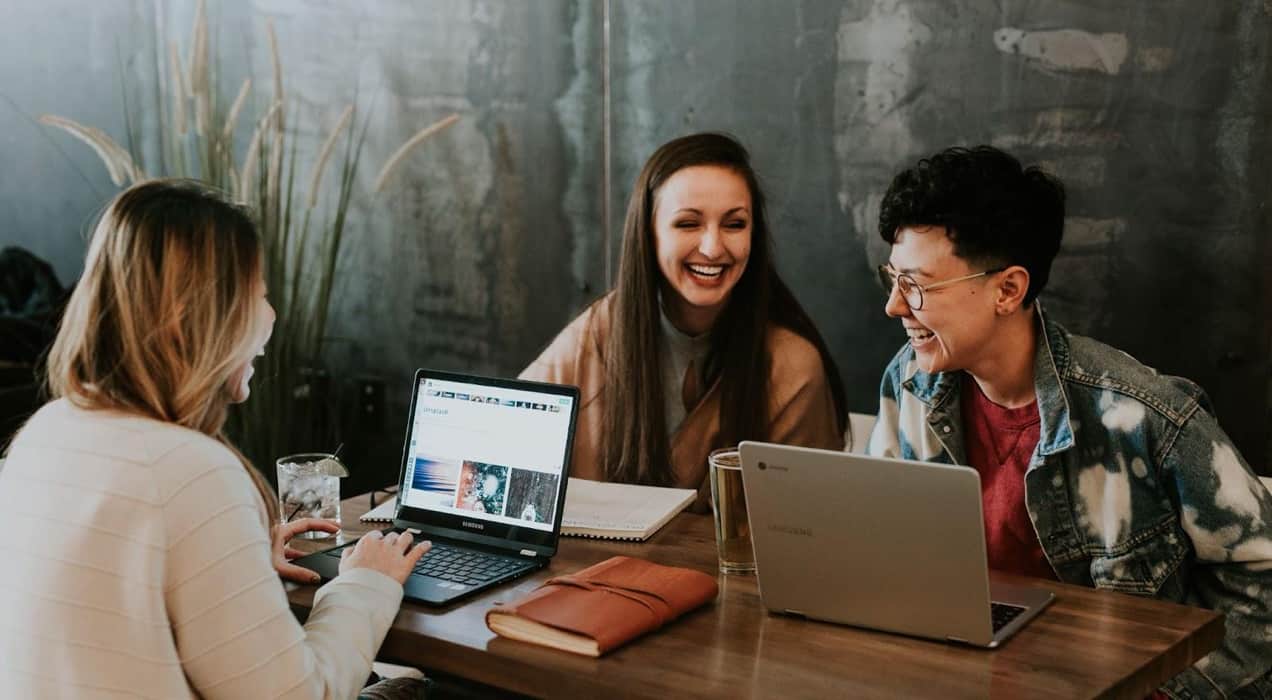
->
xmin=867 ymin=146 xmax=1272 ymax=698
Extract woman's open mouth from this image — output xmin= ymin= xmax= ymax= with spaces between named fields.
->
xmin=686 ymin=263 xmax=727 ymax=283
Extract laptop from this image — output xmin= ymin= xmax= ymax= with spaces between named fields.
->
xmin=295 ymin=369 xmax=580 ymax=606
xmin=737 ymin=441 xmax=1054 ymax=648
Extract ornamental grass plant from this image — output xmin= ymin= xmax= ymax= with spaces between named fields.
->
xmin=40 ymin=0 xmax=458 ymax=475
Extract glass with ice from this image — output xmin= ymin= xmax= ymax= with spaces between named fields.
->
xmin=276 ymin=453 xmax=348 ymax=539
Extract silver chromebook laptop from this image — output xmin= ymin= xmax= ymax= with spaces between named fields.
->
xmin=738 ymin=441 xmax=1054 ymax=648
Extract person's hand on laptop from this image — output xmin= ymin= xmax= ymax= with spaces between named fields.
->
xmin=340 ymin=530 xmax=432 ymax=585
xmin=271 ymin=517 xmax=341 ymax=583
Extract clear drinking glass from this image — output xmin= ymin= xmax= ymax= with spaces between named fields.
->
xmin=276 ymin=453 xmax=345 ymax=539
xmin=709 ymin=448 xmax=756 ymax=574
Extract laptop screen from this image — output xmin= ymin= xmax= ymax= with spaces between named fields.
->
xmin=394 ymin=370 xmax=578 ymax=554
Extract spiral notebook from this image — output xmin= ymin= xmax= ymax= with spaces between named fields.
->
xmin=360 ymin=497 xmax=399 ymax=523
xmin=560 ymin=478 xmax=696 ymax=541
xmin=361 ymin=478 xmax=696 ymax=540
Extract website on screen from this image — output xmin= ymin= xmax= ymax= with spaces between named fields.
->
xmin=400 ymin=378 xmax=573 ymax=532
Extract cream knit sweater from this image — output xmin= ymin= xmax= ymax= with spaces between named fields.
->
xmin=0 ymin=399 xmax=403 ymax=699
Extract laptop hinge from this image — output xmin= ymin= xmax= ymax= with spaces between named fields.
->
xmin=519 ymin=549 xmax=537 ymax=557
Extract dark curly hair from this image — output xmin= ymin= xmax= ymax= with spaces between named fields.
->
xmin=878 ymin=146 xmax=1065 ymax=305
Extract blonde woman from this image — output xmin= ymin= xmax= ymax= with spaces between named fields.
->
xmin=0 ymin=180 xmax=430 ymax=698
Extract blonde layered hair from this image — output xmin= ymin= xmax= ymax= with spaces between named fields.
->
xmin=47 ymin=179 xmax=278 ymax=522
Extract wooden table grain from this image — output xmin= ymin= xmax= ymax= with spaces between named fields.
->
xmin=286 ymin=493 xmax=1223 ymax=699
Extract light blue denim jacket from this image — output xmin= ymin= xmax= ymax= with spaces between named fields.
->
xmin=867 ymin=308 xmax=1272 ymax=699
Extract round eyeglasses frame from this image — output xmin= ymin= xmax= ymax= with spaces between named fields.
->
xmin=876 ymin=264 xmax=1006 ymax=311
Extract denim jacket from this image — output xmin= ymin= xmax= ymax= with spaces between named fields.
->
xmin=867 ymin=308 xmax=1272 ymax=699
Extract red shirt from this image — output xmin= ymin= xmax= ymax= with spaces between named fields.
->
xmin=960 ymin=374 xmax=1055 ymax=580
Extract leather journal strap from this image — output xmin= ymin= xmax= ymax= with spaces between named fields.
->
xmin=541 ymin=574 xmax=675 ymax=626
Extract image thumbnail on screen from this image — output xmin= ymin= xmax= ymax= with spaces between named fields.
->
xmin=505 ymin=469 xmax=559 ymax=524
xmin=410 ymin=456 xmax=460 ymax=508
xmin=455 ymin=461 xmax=509 ymax=515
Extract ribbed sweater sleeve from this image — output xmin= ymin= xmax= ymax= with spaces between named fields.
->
xmin=160 ymin=438 xmax=403 ymax=699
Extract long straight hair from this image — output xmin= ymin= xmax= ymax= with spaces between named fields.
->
xmin=601 ymin=133 xmax=847 ymax=485
xmin=46 ymin=179 xmax=278 ymax=522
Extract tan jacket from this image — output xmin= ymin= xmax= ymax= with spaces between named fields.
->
xmin=521 ymin=298 xmax=844 ymax=511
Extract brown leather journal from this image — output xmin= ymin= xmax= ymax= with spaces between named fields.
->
xmin=485 ymin=555 xmax=719 ymax=657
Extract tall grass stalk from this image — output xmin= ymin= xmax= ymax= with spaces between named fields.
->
xmin=38 ymin=0 xmax=458 ymax=471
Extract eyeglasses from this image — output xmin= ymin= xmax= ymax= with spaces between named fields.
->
xmin=876 ymin=264 xmax=1005 ymax=310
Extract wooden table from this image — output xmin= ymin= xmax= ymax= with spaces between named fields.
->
xmin=287 ymin=494 xmax=1223 ymax=699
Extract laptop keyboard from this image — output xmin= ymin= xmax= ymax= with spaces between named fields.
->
xmin=321 ymin=539 xmax=534 ymax=587
xmin=990 ymin=602 xmax=1027 ymax=632
xmin=411 ymin=542 xmax=534 ymax=586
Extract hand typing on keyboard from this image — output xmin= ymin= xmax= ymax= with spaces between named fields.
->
xmin=340 ymin=530 xmax=432 ymax=585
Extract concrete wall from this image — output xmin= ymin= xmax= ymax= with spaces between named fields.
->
xmin=1 ymin=1 xmax=153 ymax=285
xmin=3 ymin=0 xmax=1269 ymax=478
xmin=609 ymin=0 xmax=1272 ymax=473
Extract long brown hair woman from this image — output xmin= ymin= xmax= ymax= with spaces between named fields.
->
xmin=522 ymin=133 xmax=846 ymax=508
xmin=0 ymin=180 xmax=429 ymax=698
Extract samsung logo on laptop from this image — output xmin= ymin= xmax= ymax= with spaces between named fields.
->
xmin=461 ymin=521 xmax=485 ymax=531
xmin=757 ymin=462 xmax=789 ymax=471
xmin=769 ymin=524 xmax=813 ymax=537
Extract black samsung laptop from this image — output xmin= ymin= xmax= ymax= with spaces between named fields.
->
xmin=295 ymin=368 xmax=580 ymax=606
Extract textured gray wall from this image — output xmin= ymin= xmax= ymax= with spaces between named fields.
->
xmin=607 ymin=0 xmax=1272 ymax=472
xmin=241 ymin=0 xmax=603 ymax=488
xmin=1 ymin=1 xmax=154 ymax=285
xmin=251 ymin=0 xmax=601 ymax=385
xmin=3 ymin=1 xmax=1269 ymax=476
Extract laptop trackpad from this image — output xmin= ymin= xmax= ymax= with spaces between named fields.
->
xmin=404 ymin=576 xmax=454 ymax=604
